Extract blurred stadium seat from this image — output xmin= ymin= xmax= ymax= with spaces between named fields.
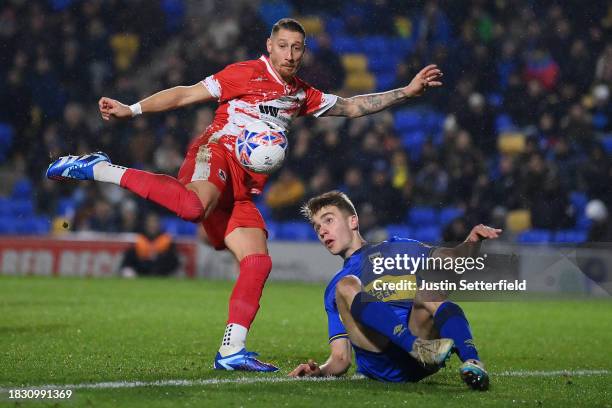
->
xmin=439 ymin=207 xmax=464 ymax=227
xmin=517 ymin=229 xmax=551 ymax=243
xmin=407 ymin=207 xmax=438 ymax=227
xmin=276 ymin=221 xmax=318 ymax=241
xmin=386 ymin=224 xmax=413 ymax=238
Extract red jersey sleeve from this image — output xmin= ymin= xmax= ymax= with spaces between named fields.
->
xmin=202 ymin=62 xmax=254 ymax=103
xmin=299 ymin=83 xmax=338 ymax=117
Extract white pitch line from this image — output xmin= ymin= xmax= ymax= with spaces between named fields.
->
xmin=496 ymin=369 xmax=611 ymax=377
xmin=1 ymin=370 xmax=610 ymax=392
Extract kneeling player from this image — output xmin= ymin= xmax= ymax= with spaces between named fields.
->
xmin=289 ymin=191 xmax=500 ymax=390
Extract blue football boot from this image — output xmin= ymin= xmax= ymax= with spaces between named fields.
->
xmin=460 ymin=359 xmax=490 ymax=390
xmin=214 ymin=349 xmax=279 ymax=372
xmin=46 ymin=152 xmax=110 ymax=181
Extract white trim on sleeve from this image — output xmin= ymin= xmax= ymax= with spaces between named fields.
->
xmin=202 ymin=76 xmax=221 ymax=100
xmin=311 ymin=93 xmax=338 ymax=117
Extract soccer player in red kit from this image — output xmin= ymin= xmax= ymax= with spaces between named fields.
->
xmin=47 ymin=18 xmax=443 ymax=371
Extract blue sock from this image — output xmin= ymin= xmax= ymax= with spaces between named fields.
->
xmin=434 ymin=302 xmax=479 ymax=361
xmin=350 ymin=293 xmax=417 ymax=352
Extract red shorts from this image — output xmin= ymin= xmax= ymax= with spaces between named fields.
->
xmin=177 ymin=136 xmax=269 ymax=250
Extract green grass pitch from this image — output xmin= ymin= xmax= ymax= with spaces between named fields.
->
xmin=1 ymin=276 xmax=611 ymax=407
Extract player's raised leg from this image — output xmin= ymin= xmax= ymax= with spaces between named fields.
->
xmin=46 ymin=145 xmax=223 ymax=223
xmin=213 ymin=226 xmax=278 ymax=372
xmin=335 ymin=275 xmax=454 ymax=368
xmin=412 ymin=296 xmax=489 ymax=390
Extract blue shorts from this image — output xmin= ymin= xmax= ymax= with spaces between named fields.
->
xmin=353 ymin=301 xmax=435 ymax=383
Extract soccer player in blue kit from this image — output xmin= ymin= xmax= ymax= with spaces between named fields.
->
xmin=289 ymin=191 xmax=501 ymax=390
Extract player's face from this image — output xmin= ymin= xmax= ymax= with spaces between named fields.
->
xmin=267 ymin=29 xmax=305 ymax=81
xmin=312 ymin=206 xmax=357 ymax=257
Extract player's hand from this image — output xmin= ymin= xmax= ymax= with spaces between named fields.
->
xmin=403 ymin=64 xmax=443 ymax=97
xmin=465 ymin=224 xmax=502 ymax=243
xmin=98 ymin=97 xmax=132 ymax=121
xmin=288 ymin=359 xmax=322 ymax=377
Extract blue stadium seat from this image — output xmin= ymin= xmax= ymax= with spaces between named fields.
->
xmin=376 ymin=73 xmax=396 ymax=92
xmin=176 ymin=220 xmax=197 ymax=236
xmin=439 ymin=207 xmax=464 ymax=227
xmin=325 ymin=17 xmax=345 ymax=35
xmin=424 ymin=111 xmax=445 ymax=134
xmin=400 ymin=130 xmax=426 ymax=161
xmin=255 ymin=202 xmax=271 ymax=219
xmin=161 ymin=0 xmax=186 ymax=33
xmin=0 ymin=198 xmax=10 ymax=216
xmin=0 ymin=122 xmax=14 ymax=162
xmin=394 ymin=110 xmax=425 ymax=132
xmin=517 ymin=229 xmax=552 ymax=243
xmin=161 ymin=217 xmax=196 ymax=236
xmin=386 ymin=224 xmax=413 ymax=239
xmin=0 ymin=216 xmax=18 ymax=234
xmin=332 ymin=36 xmax=361 ymax=53
xmin=575 ymin=214 xmax=592 ymax=231
xmin=407 ymin=207 xmax=437 ymax=227
xmin=495 ymin=113 xmax=515 ymax=134
xmin=569 ymin=191 xmax=588 ymax=215
xmin=12 ymin=179 xmax=32 ymax=199
xmin=601 ymin=134 xmax=612 ymax=154
xmin=592 ymin=112 xmax=609 ymax=131
xmin=15 ymin=217 xmax=51 ymax=235
xmin=277 ymin=221 xmax=317 ymax=241
xmin=411 ymin=226 xmax=441 ymax=243
xmin=362 ymin=36 xmax=388 ymax=54
xmin=388 ymin=38 xmax=414 ymax=55
xmin=553 ymin=230 xmax=587 ymax=243
xmin=487 ymin=93 xmax=504 ymax=108
xmin=4 ymin=199 xmax=34 ymax=217
xmin=265 ymin=220 xmax=279 ymax=240
xmin=57 ymin=198 xmax=77 ymax=217
xmin=258 ymin=1 xmax=292 ymax=28
xmin=368 ymin=55 xmax=399 ymax=73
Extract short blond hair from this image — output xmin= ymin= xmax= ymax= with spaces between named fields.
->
xmin=301 ymin=191 xmax=357 ymax=223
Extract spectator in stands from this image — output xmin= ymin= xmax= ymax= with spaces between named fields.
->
xmin=595 ymin=44 xmax=612 ymax=86
xmin=586 ymin=199 xmax=612 ymax=242
xmin=120 ymin=213 xmax=180 ymax=278
xmin=368 ymin=160 xmax=405 ymax=225
xmin=340 ymin=166 xmax=369 ymax=210
xmin=265 ymin=168 xmax=306 ymax=221
xmin=580 ymin=144 xmax=612 ymax=205
xmin=442 ymin=217 xmax=469 ymax=243
xmin=522 ymin=152 xmax=573 ymax=229
xmin=414 ymin=159 xmax=448 ymax=206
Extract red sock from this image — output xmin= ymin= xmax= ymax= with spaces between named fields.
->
xmin=228 ymin=254 xmax=272 ymax=329
xmin=120 ymin=168 xmax=204 ymax=222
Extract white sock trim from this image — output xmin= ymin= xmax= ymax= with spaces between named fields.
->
xmin=93 ymin=162 xmax=127 ymax=185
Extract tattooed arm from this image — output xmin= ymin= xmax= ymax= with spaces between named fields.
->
xmin=323 ymin=64 xmax=443 ymax=118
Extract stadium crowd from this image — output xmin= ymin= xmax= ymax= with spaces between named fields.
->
xmin=0 ymin=0 xmax=611 ymax=243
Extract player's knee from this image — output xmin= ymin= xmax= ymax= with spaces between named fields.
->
xmin=336 ymin=275 xmax=361 ymax=301
xmin=414 ymin=299 xmax=445 ymax=316
xmin=177 ymin=189 xmax=207 ymax=222
xmin=178 ymin=186 xmax=216 ymax=222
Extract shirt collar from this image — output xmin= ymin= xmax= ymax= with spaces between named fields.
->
xmin=260 ymin=55 xmax=295 ymax=89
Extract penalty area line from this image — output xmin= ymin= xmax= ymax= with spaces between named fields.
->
xmin=1 ymin=370 xmax=610 ymax=392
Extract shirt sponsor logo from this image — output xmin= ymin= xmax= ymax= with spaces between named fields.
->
xmin=258 ymin=104 xmax=280 ymax=117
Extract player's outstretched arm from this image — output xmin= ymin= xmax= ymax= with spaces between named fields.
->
xmin=323 ymin=64 xmax=443 ymax=118
xmin=98 ymin=83 xmax=215 ymax=121
xmin=288 ymin=338 xmax=351 ymax=378
xmin=432 ymin=224 xmax=502 ymax=260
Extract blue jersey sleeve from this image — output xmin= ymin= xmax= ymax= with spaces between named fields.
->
xmin=326 ymin=308 xmax=347 ymax=343
xmin=324 ymin=278 xmax=348 ymax=343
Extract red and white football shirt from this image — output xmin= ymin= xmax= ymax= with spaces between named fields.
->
xmin=198 ymin=55 xmax=337 ymax=145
